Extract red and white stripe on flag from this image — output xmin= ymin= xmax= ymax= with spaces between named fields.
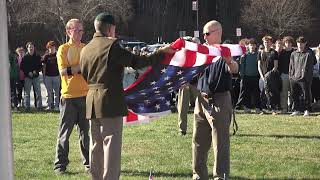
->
xmin=124 ymin=109 xmax=171 ymax=125
xmin=162 ymin=38 xmax=246 ymax=67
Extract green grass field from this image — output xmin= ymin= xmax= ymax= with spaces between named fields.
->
xmin=12 ymin=110 xmax=320 ymax=180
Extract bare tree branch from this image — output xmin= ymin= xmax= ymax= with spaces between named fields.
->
xmin=240 ymin=0 xmax=312 ymax=38
xmin=7 ymin=0 xmax=133 ymax=43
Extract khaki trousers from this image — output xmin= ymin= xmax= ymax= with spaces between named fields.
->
xmin=192 ymin=91 xmax=232 ymax=180
xmin=177 ymin=84 xmax=199 ymax=133
xmin=90 ymin=117 xmax=123 ymax=180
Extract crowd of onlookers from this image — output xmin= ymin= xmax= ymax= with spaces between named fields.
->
xmin=9 ymin=35 xmax=320 ymax=116
xmin=233 ymin=35 xmax=320 ymax=116
xmin=122 ymin=45 xmax=150 ymax=88
xmin=8 ymin=41 xmax=155 ymax=112
xmin=9 ymin=41 xmax=60 ymax=111
xmin=121 ymin=35 xmax=320 ymax=117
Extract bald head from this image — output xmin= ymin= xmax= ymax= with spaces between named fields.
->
xmin=204 ymin=20 xmax=222 ymax=31
xmin=203 ymin=20 xmax=222 ymax=45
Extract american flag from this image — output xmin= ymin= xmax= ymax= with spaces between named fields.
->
xmin=123 ymin=38 xmax=245 ymax=125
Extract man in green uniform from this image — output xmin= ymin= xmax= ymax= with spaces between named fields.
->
xmin=80 ymin=12 xmax=176 ymax=180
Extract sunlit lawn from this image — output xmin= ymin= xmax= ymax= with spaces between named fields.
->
xmin=12 ymin=110 xmax=320 ymax=179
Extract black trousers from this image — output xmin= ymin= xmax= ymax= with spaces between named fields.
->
xmin=231 ymin=78 xmax=240 ymax=107
xmin=290 ymin=80 xmax=312 ymax=112
xmin=17 ymin=80 xmax=24 ymax=106
xmin=237 ymin=76 xmax=261 ymax=109
xmin=311 ymin=77 xmax=320 ymax=102
xmin=10 ymin=78 xmax=18 ymax=107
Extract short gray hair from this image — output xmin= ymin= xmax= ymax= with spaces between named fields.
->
xmin=66 ymin=19 xmax=81 ymax=30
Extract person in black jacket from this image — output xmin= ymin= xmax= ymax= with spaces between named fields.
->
xmin=278 ymin=36 xmax=295 ymax=113
xmin=257 ymin=35 xmax=279 ymax=115
xmin=42 ymin=41 xmax=60 ymax=111
xmin=289 ymin=36 xmax=316 ymax=116
xmin=20 ymin=42 xmax=43 ymax=111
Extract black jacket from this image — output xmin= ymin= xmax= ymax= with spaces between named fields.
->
xmin=20 ymin=53 xmax=42 ymax=79
xmin=289 ymin=48 xmax=316 ymax=82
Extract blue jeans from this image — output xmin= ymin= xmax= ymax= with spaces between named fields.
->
xmin=24 ymin=77 xmax=42 ymax=108
xmin=44 ymin=76 xmax=61 ymax=108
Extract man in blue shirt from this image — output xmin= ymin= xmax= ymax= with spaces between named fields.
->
xmin=192 ymin=20 xmax=238 ymax=180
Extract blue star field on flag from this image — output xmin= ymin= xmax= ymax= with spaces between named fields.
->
xmin=124 ymin=63 xmax=206 ymax=115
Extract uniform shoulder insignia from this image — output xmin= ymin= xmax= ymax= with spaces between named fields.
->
xmin=107 ymin=37 xmax=117 ymax=41
xmin=116 ymin=39 xmax=127 ymax=49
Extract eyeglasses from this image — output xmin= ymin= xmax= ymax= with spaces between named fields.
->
xmin=70 ymin=28 xmax=84 ymax=33
xmin=203 ymin=28 xmax=220 ymax=36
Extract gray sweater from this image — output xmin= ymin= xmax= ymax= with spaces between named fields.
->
xmin=289 ymin=48 xmax=316 ymax=82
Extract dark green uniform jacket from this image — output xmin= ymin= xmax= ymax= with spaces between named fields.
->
xmin=9 ymin=53 xmax=18 ymax=79
xmin=80 ymin=32 xmax=164 ymax=119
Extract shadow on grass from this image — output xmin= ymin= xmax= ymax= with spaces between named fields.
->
xmin=12 ymin=108 xmax=59 ymax=114
xmin=237 ymin=133 xmax=320 ymax=140
xmin=232 ymin=177 xmax=319 ymax=180
xmin=62 ymin=171 xmax=80 ymax=175
xmin=122 ymin=171 xmax=318 ymax=180
xmin=122 ymin=170 xmax=191 ymax=178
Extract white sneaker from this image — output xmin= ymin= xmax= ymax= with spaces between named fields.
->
xmin=45 ymin=106 xmax=52 ymax=111
xmin=290 ymin=111 xmax=300 ymax=116
xmin=303 ymin=110 xmax=310 ymax=117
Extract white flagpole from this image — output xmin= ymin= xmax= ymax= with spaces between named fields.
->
xmin=0 ymin=0 xmax=14 ymax=179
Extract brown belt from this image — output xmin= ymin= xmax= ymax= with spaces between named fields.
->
xmin=88 ymin=84 xmax=108 ymax=90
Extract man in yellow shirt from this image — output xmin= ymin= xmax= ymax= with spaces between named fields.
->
xmin=53 ymin=18 xmax=89 ymax=174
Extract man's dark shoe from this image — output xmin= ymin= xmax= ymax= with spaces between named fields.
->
xmin=180 ymin=131 xmax=186 ymax=136
xmin=37 ymin=106 xmax=45 ymax=111
xmin=170 ymin=106 xmax=177 ymax=113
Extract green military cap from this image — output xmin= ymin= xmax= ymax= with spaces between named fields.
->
xmin=95 ymin=12 xmax=115 ymax=25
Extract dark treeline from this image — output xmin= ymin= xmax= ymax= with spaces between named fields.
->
xmin=129 ymin=0 xmax=219 ymax=43
xmin=7 ymin=0 xmax=320 ymax=51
